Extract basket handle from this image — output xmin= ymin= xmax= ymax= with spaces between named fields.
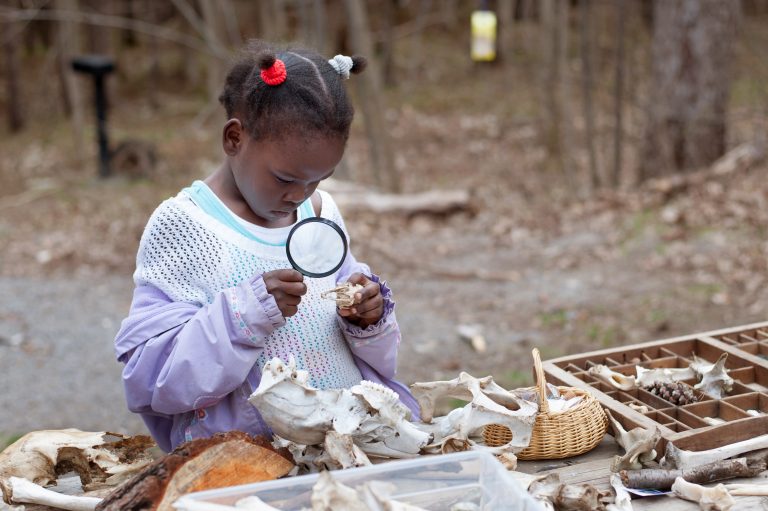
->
xmin=532 ymin=348 xmax=550 ymax=414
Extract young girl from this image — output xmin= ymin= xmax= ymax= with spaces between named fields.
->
xmin=113 ymin=40 xmax=418 ymax=452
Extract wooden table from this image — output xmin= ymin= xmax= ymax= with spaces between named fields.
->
xmin=514 ymin=435 xmax=768 ymax=510
xmin=9 ymin=436 xmax=768 ymax=510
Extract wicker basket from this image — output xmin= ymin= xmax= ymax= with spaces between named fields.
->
xmin=483 ymin=348 xmax=608 ymax=460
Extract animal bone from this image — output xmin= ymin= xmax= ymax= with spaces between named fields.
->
xmin=321 ymin=432 xmax=370 ymax=469
xmin=588 ymin=365 xmax=637 ymax=390
xmin=250 ymin=357 xmax=431 ymax=459
xmin=626 ymin=403 xmax=649 ymax=413
xmin=528 ymin=473 xmax=603 ymax=511
xmin=321 ymin=282 xmax=363 ymax=308
xmin=723 ymin=483 xmax=768 ymax=496
xmin=635 ymin=365 xmax=695 ymax=387
xmin=747 ymin=409 xmax=766 ymax=417
xmin=671 ymin=477 xmax=734 ymax=511
xmin=7 ymin=477 xmax=101 ymax=511
xmin=702 ymin=417 xmax=726 ymax=427
xmin=410 ymin=372 xmax=537 ymax=453
xmin=310 ymin=470 xmax=369 ymax=511
xmin=606 ymin=410 xmax=660 ymax=471
xmin=661 ymin=434 xmax=768 ymax=469
xmin=0 ymin=429 xmax=154 ymax=503
xmin=691 ymin=354 xmax=733 ymax=399
xmin=606 ymin=474 xmax=634 ymax=511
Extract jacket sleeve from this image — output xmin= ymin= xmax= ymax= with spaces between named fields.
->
xmin=114 ymin=277 xmax=284 ymax=416
xmin=335 ymin=250 xmax=401 ymax=380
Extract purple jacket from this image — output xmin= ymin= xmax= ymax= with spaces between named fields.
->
xmin=114 ymin=257 xmax=419 ymax=452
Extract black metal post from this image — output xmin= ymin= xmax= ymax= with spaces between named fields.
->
xmin=71 ymin=55 xmax=115 ymax=178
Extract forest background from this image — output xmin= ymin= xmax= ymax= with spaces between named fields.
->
xmin=1 ymin=0 xmax=767 ymax=445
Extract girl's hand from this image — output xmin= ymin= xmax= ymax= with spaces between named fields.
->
xmin=337 ymin=273 xmax=383 ymax=328
xmin=263 ymin=269 xmax=306 ymax=317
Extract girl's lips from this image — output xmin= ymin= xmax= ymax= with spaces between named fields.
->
xmin=271 ymin=210 xmax=290 ymax=218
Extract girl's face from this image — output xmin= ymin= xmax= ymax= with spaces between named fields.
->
xmin=230 ymin=129 xmax=345 ymax=227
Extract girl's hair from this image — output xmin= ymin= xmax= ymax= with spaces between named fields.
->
xmin=218 ymin=39 xmax=366 ymax=142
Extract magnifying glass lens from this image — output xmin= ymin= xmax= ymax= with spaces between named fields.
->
xmin=286 ymin=218 xmax=348 ymax=278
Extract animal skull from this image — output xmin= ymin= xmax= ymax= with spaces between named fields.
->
xmin=249 ymin=357 xmax=432 ymax=460
xmin=321 ymin=282 xmax=363 ymax=308
xmin=410 ymin=372 xmax=538 ymax=453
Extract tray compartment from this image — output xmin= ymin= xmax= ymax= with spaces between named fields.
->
xmin=721 ymin=392 xmax=768 ymax=416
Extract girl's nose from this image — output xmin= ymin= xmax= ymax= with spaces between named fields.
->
xmin=283 ymin=184 xmax=308 ymax=204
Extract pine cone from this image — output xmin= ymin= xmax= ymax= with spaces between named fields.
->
xmin=642 ymin=381 xmax=700 ymax=406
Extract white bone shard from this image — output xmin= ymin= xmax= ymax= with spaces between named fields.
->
xmin=660 ymin=434 xmax=768 ymax=469
xmin=723 ymin=483 xmax=768 ymax=496
xmin=691 ymin=353 xmax=733 ymax=399
xmin=310 ymin=471 xmax=369 ymax=511
xmin=588 ymin=365 xmax=637 ymax=390
xmin=410 ymin=372 xmax=537 ymax=454
xmin=606 ymin=411 xmax=660 ymax=471
xmin=321 ymin=282 xmax=363 ymax=308
xmin=322 ymin=431 xmax=370 ymax=469
xmin=635 ymin=365 xmax=696 ymax=387
xmin=671 ymin=477 xmax=734 ymax=511
xmin=249 ymin=357 xmax=431 ymax=459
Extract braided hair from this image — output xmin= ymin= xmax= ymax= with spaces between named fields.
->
xmin=218 ymin=39 xmax=366 ymax=142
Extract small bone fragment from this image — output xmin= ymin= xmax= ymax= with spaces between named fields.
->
xmin=528 ymin=473 xmax=602 ymax=511
xmin=588 ymin=365 xmax=636 ymax=390
xmin=747 ymin=409 xmax=766 ymax=417
xmin=322 ymin=432 xmax=370 ymax=469
xmin=310 ymin=471 xmax=368 ymax=511
xmin=626 ymin=403 xmax=649 ymax=414
xmin=456 ymin=324 xmax=487 ymax=353
xmin=321 ymin=282 xmax=363 ymax=308
xmin=361 ymin=481 xmax=431 ymax=511
xmin=606 ymin=410 xmax=660 ymax=471
xmin=235 ymin=495 xmax=283 ymax=510
xmin=635 ymin=366 xmax=695 ymax=387
xmin=671 ymin=477 xmax=734 ymax=511
xmin=702 ymin=417 xmax=726 ymax=426
xmin=496 ymin=452 xmax=518 ymax=471
xmin=619 ymin=457 xmax=761 ymax=490
xmin=606 ymin=474 xmax=633 ymax=511
xmin=692 ymin=353 xmax=733 ymax=399
xmin=660 ymin=434 xmax=768 ymax=469
xmin=8 ymin=477 xmax=101 ymax=511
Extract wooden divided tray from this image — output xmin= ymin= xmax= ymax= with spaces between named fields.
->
xmin=542 ymin=321 xmax=768 ymax=454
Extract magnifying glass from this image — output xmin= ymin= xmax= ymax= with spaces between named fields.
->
xmin=286 ymin=217 xmax=348 ymax=278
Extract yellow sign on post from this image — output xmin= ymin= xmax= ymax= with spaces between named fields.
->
xmin=471 ymin=10 xmax=497 ymax=62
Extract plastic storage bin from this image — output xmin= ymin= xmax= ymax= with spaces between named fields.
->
xmin=174 ymin=451 xmax=543 ymax=511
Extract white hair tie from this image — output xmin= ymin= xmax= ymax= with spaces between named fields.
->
xmin=328 ymin=54 xmax=354 ymax=79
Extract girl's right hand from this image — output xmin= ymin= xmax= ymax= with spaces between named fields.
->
xmin=262 ymin=269 xmax=306 ymax=317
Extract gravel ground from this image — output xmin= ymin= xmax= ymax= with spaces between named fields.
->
xmin=0 ymin=275 xmax=146 ymax=436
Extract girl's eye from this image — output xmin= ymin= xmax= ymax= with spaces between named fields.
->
xmin=274 ymin=175 xmax=293 ymax=184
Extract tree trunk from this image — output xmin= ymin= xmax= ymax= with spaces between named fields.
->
xmin=56 ymin=0 xmax=85 ymax=150
xmin=640 ymin=0 xmax=741 ymax=180
xmin=3 ymin=22 xmax=24 ymax=132
xmin=344 ymin=0 xmax=399 ymax=193
xmin=612 ymin=0 xmax=626 ymax=188
xmin=580 ymin=0 xmax=600 ymax=189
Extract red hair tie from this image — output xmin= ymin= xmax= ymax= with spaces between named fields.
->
xmin=261 ymin=59 xmax=287 ymax=86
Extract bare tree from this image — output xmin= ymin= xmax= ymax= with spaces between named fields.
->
xmin=56 ymin=0 xmax=85 ymax=148
xmin=580 ymin=0 xmax=601 ymax=189
xmin=344 ymin=0 xmax=399 ymax=192
xmin=3 ymin=16 xmax=24 ymax=132
xmin=611 ymin=0 xmax=626 ymax=188
xmin=640 ymin=0 xmax=741 ymax=180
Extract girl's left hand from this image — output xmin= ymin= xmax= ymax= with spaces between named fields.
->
xmin=337 ymin=273 xmax=383 ymax=328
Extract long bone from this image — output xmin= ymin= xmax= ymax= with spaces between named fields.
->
xmin=661 ymin=434 xmax=768 ymax=470
xmin=7 ymin=477 xmax=101 ymax=511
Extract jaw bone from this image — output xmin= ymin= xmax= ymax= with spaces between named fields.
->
xmin=691 ymin=353 xmax=733 ymax=399
xmin=635 ymin=365 xmax=696 ymax=387
xmin=249 ymin=357 xmax=431 ymax=459
xmin=410 ymin=372 xmax=538 ymax=453
xmin=588 ymin=365 xmax=637 ymax=391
